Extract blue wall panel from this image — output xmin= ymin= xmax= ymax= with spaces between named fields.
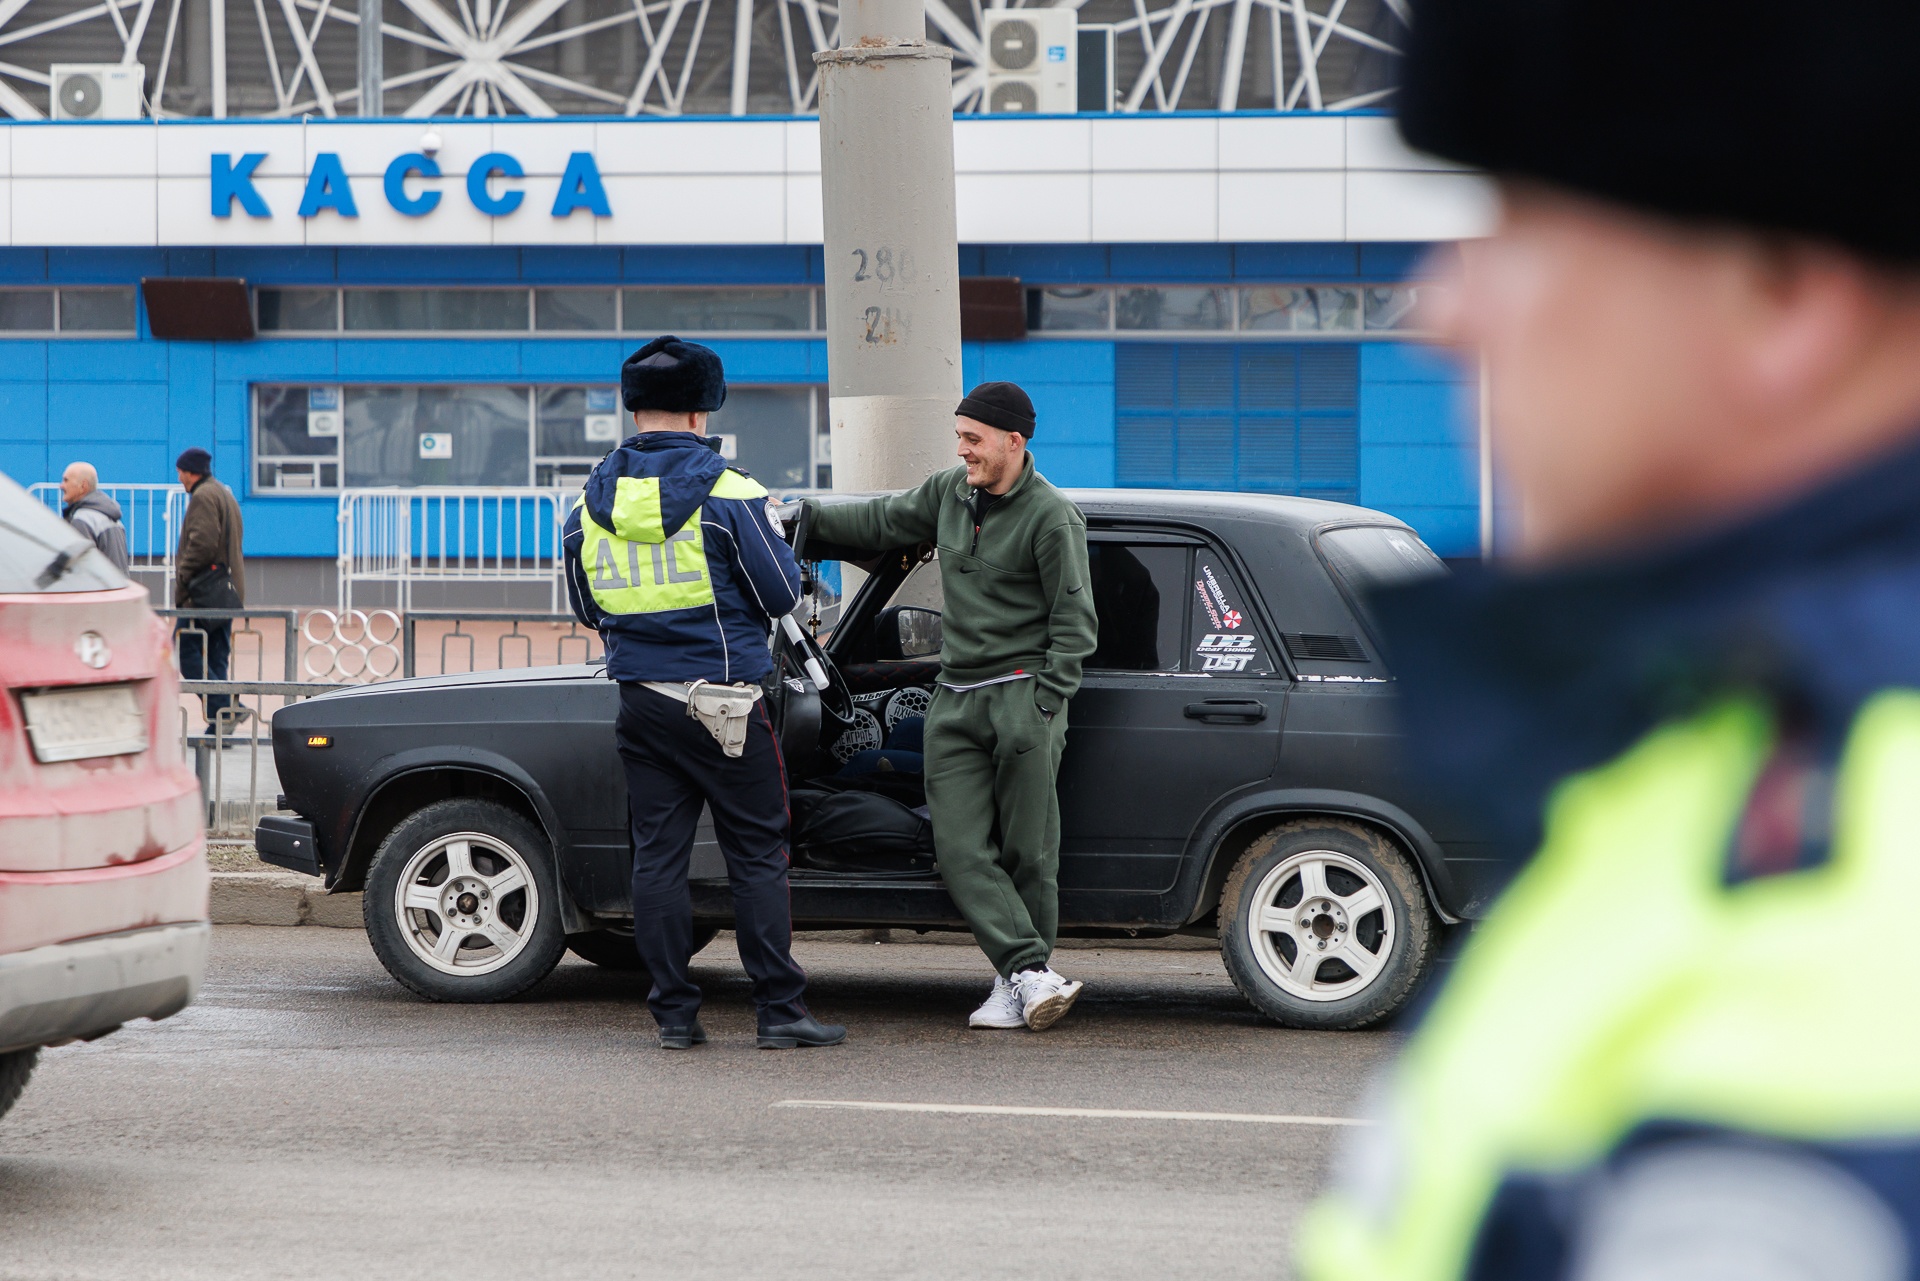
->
xmin=518 ymin=247 xmax=623 ymax=282
xmin=0 ymin=381 xmax=48 ymax=441
xmin=0 ymin=441 xmax=44 ymax=483
xmin=0 ymin=249 xmax=47 ymax=283
xmin=968 ymin=340 xmax=1116 ymax=485
xmin=335 ymin=338 xmax=524 ymax=379
xmin=0 ymin=342 xmax=47 ymax=381
xmin=214 ymin=247 xmax=338 ymax=282
xmin=49 ymin=338 xmax=168 ymax=383
xmin=518 ymin=340 xmax=627 ymax=379
xmin=1358 ymin=341 xmax=1479 ymax=556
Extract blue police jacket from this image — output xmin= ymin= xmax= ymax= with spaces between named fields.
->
xmin=563 ymin=431 xmax=802 ymax=684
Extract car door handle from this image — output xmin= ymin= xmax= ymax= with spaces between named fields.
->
xmin=1184 ymin=699 xmax=1268 ymax=723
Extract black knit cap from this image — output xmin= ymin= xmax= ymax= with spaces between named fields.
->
xmin=1397 ymin=0 xmax=1920 ymax=264
xmin=955 ymin=381 xmax=1036 ymax=438
xmin=175 ymin=446 xmax=212 ymax=474
xmin=621 ymin=336 xmax=727 ymax=414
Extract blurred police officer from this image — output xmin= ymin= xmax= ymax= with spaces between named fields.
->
xmin=1300 ymin=2 xmax=1920 ymax=1279
xmin=564 ymin=336 xmax=845 ymax=1051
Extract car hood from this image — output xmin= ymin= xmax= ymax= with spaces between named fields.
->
xmin=302 ymin=663 xmax=611 ymax=702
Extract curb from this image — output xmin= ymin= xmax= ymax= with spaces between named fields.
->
xmin=211 ymin=872 xmax=364 ymax=928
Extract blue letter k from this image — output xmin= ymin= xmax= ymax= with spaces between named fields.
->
xmin=211 ymin=153 xmax=270 ymax=218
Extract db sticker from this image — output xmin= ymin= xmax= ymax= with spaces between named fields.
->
xmin=1196 ymin=632 xmax=1256 ymax=672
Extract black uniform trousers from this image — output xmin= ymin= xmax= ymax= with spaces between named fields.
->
xmin=615 ymin=682 xmax=809 ymax=1028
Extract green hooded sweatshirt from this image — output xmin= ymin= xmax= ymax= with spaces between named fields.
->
xmin=804 ymin=458 xmax=1097 ymax=708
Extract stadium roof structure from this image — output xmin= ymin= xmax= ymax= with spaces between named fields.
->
xmin=0 ymin=0 xmax=1403 ymax=120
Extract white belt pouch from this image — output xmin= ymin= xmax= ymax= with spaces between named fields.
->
xmin=642 ymin=680 xmax=765 ymax=758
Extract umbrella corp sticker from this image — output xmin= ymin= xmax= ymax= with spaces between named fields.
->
xmin=1193 ymin=562 xmax=1262 ymax=672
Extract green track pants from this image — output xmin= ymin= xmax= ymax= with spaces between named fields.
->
xmin=923 ymin=679 xmax=1069 ymax=977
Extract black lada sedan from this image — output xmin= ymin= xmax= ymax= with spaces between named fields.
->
xmin=260 ymin=490 xmax=1491 ymax=1030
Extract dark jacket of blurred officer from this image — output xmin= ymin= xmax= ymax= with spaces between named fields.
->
xmin=563 ymin=336 xmax=845 ymax=1052
xmin=172 ymin=447 xmax=245 ymax=734
xmin=59 ymin=461 xmax=129 ymax=573
xmin=1299 ymin=4 xmax=1920 ymax=1280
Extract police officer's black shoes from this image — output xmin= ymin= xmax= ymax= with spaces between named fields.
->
xmin=658 ymin=1020 xmax=708 ymax=1050
xmin=756 ymin=1015 xmax=847 ymax=1049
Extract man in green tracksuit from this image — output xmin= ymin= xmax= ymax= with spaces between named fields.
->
xmin=804 ymin=382 xmax=1097 ymax=1032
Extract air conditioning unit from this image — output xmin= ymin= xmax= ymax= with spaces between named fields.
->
xmin=51 ymin=64 xmax=145 ymax=120
xmin=983 ymin=10 xmax=1076 ymax=114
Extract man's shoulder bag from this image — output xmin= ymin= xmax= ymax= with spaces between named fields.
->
xmin=183 ymin=562 xmax=243 ymax=610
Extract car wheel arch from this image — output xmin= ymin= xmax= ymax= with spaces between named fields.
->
xmin=1180 ymin=791 xmax=1463 ymax=928
xmin=335 ymin=764 xmax=584 ymax=930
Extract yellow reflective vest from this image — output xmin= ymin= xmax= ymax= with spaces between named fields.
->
xmin=1299 ymin=692 xmax=1920 ymax=1280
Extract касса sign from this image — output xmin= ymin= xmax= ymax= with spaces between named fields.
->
xmin=212 ymin=150 xmax=611 ymax=220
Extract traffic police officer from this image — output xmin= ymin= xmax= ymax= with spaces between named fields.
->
xmin=564 ymin=336 xmax=845 ymax=1051
xmin=1300 ymin=1 xmax=1920 ymax=1277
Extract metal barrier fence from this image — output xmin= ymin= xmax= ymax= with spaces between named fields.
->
xmin=401 ymin=611 xmax=602 ymax=678
xmin=30 ymin=482 xmax=186 ymax=605
xmin=338 ymin=489 xmax=571 ymax=613
xmin=182 ymin=680 xmax=337 ymax=839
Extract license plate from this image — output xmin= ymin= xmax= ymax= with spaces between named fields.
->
xmin=20 ymin=683 xmax=148 ymax=764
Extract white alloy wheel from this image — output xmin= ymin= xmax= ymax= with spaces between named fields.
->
xmin=1245 ymin=848 xmax=1396 ymax=1002
xmin=394 ymin=831 xmax=541 ymax=977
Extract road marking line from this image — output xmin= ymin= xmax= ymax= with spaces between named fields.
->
xmin=771 ymin=1100 xmax=1373 ymax=1126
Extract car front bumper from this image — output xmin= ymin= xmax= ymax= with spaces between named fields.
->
xmin=0 ymin=921 xmax=210 ymax=1054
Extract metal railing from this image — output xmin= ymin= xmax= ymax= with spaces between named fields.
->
xmin=402 ymin=611 xmax=603 ymax=678
xmin=30 ymin=482 xmax=187 ymax=605
xmin=182 ymin=680 xmax=337 ymax=840
xmin=338 ymin=488 xmax=572 ymax=613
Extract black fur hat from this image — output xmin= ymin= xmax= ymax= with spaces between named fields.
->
xmin=621 ymin=336 xmax=727 ymax=414
xmin=1397 ymin=0 xmax=1920 ymax=264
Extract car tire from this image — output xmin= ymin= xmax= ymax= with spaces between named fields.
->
xmin=1218 ymin=818 xmax=1436 ymax=1030
xmin=364 ymin=799 xmax=568 ymax=1004
xmin=565 ymin=925 xmax=721 ymax=971
xmin=0 ymin=1048 xmax=36 ymax=1123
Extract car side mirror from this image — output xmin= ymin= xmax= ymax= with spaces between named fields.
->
xmin=876 ymin=605 xmax=942 ymax=660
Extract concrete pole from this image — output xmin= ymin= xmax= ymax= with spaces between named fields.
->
xmin=813 ymin=0 xmax=964 ymax=492
xmin=358 ymin=0 xmax=384 ymax=116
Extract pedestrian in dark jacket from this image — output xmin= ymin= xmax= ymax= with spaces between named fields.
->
xmin=803 ymin=382 xmax=1099 ymax=1033
xmin=172 ymin=447 xmax=246 ymax=733
xmin=563 ymin=336 xmax=845 ymax=1053
xmin=59 ymin=461 xmax=129 ymax=573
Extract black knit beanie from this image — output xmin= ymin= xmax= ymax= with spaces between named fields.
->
xmin=955 ymin=382 xmax=1036 ymax=439
xmin=175 ymin=447 xmax=212 ymax=474
xmin=621 ymin=336 xmax=727 ymax=414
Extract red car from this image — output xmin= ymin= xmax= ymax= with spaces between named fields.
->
xmin=0 ymin=473 xmax=209 ymax=1123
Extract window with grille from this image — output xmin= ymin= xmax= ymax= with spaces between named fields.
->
xmin=1115 ymin=344 xmax=1359 ymax=501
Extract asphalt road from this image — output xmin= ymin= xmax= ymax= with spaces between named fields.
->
xmin=0 ymin=927 xmax=1402 ymax=1281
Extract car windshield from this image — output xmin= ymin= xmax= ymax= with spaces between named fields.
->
xmin=1317 ymin=525 xmax=1447 ymax=632
xmin=0 ymin=471 xmax=129 ymax=594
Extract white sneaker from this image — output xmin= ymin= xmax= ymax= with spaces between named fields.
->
xmin=969 ymin=975 xmax=1025 ymax=1030
xmin=1013 ymin=967 xmax=1084 ymax=1032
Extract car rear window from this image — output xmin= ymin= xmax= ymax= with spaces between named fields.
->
xmin=1087 ymin=542 xmax=1189 ymax=672
xmin=0 ymin=472 xmax=129 ymax=594
xmin=1316 ymin=525 xmax=1446 ymax=630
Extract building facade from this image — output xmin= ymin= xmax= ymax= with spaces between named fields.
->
xmin=0 ymin=112 xmax=1490 ymax=598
